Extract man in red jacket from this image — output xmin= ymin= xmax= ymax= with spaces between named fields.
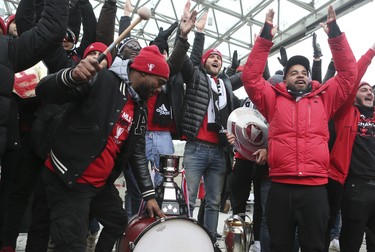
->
xmin=241 ymin=5 xmax=357 ymax=252
xmin=328 ymin=41 xmax=375 ymax=252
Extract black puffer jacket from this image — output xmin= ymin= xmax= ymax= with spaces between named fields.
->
xmin=36 ymin=67 xmax=155 ymax=199
xmin=0 ymin=0 xmax=68 ymax=157
xmin=181 ymin=63 xmax=242 ymax=140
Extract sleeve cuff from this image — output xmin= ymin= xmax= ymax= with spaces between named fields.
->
xmin=60 ymin=68 xmax=85 ymax=88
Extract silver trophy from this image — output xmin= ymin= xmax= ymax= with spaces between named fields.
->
xmin=155 ymin=155 xmax=189 ymax=216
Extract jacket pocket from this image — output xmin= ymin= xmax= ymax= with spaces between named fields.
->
xmin=68 ymin=125 xmax=99 ymax=134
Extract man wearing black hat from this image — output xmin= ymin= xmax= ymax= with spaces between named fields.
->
xmin=241 ymin=6 xmax=357 ymax=252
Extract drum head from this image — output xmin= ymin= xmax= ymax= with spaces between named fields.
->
xmin=133 ymin=217 xmax=214 ymax=252
xmin=227 ymin=107 xmax=268 ymax=161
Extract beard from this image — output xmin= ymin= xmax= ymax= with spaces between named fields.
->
xmin=355 ymin=97 xmax=374 ymax=108
xmin=134 ymin=84 xmax=151 ymax=101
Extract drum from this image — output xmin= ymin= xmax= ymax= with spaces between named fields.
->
xmin=117 ymin=216 xmax=215 ymax=252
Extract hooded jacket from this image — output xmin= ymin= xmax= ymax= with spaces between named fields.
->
xmin=241 ymin=34 xmax=357 ymax=185
xmin=329 ymin=48 xmax=375 ymax=184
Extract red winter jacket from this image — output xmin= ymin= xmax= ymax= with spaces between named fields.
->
xmin=329 ymin=48 xmax=375 ymax=184
xmin=241 ymin=34 xmax=357 ymax=185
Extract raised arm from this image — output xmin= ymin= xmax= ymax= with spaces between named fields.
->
xmin=190 ymin=10 xmax=208 ymax=66
xmin=320 ymin=5 xmax=357 ymax=117
xmin=311 ymin=33 xmax=323 ymax=83
xmin=96 ymin=0 xmax=117 ymax=46
xmin=9 ymin=0 xmax=68 ymax=72
xmin=241 ymin=9 xmax=277 ymax=119
xmin=118 ymin=0 xmax=133 ymax=36
xmin=76 ymin=0 xmax=97 ymax=58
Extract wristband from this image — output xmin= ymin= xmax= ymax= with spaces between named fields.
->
xmin=327 ymin=20 xmax=342 ymax=39
xmin=260 ymin=22 xmax=274 ymax=41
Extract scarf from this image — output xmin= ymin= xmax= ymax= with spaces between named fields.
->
xmin=109 ymin=57 xmax=141 ymax=103
xmin=207 ymin=75 xmax=229 ymax=132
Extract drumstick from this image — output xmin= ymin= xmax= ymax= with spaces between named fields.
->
xmin=97 ymin=6 xmax=151 ymax=63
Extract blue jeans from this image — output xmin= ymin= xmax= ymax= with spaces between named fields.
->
xmin=330 ymin=211 xmax=341 ymax=239
xmin=123 ymin=165 xmax=142 ymax=220
xmin=183 ymin=140 xmax=226 ymax=240
xmin=145 ymin=131 xmax=174 ymax=187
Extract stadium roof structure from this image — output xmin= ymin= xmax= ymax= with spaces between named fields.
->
xmin=1 ymin=0 xmax=372 ymax=67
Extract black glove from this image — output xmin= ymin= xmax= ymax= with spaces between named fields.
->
xmin=312 ymin=33 xmax=323 ymax=58
xmin=277 ymin=47 xmax=288 ymax=67
xmin=231 ymin=50 xmax=241 ymax=71
xmin=150 ymin=22 xmax=178 ymax=55
xmin=158 ymin=21 xmax=178 ymax=40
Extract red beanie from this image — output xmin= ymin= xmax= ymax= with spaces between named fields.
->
xmin=130 ymin=45 xmax=170 ymax=79
xmin=6 ymin=14 xmax=15 ymax=34
xmin=201 ymin=48 xmax=222 ymax=66
xmin=83 ymin=42 xmax=113 ymax=68
xmin=0 ymin=17 xmax=6 ymax=35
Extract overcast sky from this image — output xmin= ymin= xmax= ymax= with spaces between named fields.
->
xmin=235 ymin=1 xmax=375 ymax=99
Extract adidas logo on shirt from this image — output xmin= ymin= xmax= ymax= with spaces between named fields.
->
xmin=156 ymin=104 xmax=170 ymax=116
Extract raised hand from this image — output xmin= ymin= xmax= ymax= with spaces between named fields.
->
xmin=231 ymin=50 xmax=241 ymax=70
xmin=277 ymin=47 xmax=288 ymax=67
xmin=259 ymin=9 xmax=278 ymax=40
xmin=195 ymin=10 xmax=208 ymax=32
xmin=180 ymin=0 xmax=197 ymax=39
xmin=320 ymin=5 xmax=336 ymax=35
xmin=183 ymin=0 xmax=191 ymax=20
xmin=124 ymin=0 xmax=134 ymax=16
xmin=312 ymin=33 xmax=323 ymax=58
xmin=265 ymin=8 xmax=274 ymax=25
xmin=158 ymin=22 xmax=178 ymax=40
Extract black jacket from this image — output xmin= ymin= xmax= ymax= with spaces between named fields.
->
xmin=181 ymin=60 xmax=242 ymax=140
xmin=0 ymin=0 xmax=68 ymax=157
xmin=36 ymin=67 xmax=155 ymax=199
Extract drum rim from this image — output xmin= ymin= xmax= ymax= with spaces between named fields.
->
xmin=132 ymin=216 xmax=216 ymax=248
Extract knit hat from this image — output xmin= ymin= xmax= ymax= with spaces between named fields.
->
xmin=118 ymin=37 xmax=141 ymax=54
xmin=130 ymin=45 xmax=170 ymax=79
xmin=358 ymin=81 xmax=371 ymax=89
xmin=6 ymin=14 xmax=15 ymax=34
xmin=283 ymin=55 xmax=310 ymax=80
xmin=268 ymin=70 xmax=284 ymax=86
xmin=201 ymin=48 xmax=222 ymax=66
xmin=64 ymin=27 xmax=77 ymax=44
xmin=83 ymin=42 xmax=113 ymax=68
xmin=0 ymin=17 xmax=6 ymax=35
